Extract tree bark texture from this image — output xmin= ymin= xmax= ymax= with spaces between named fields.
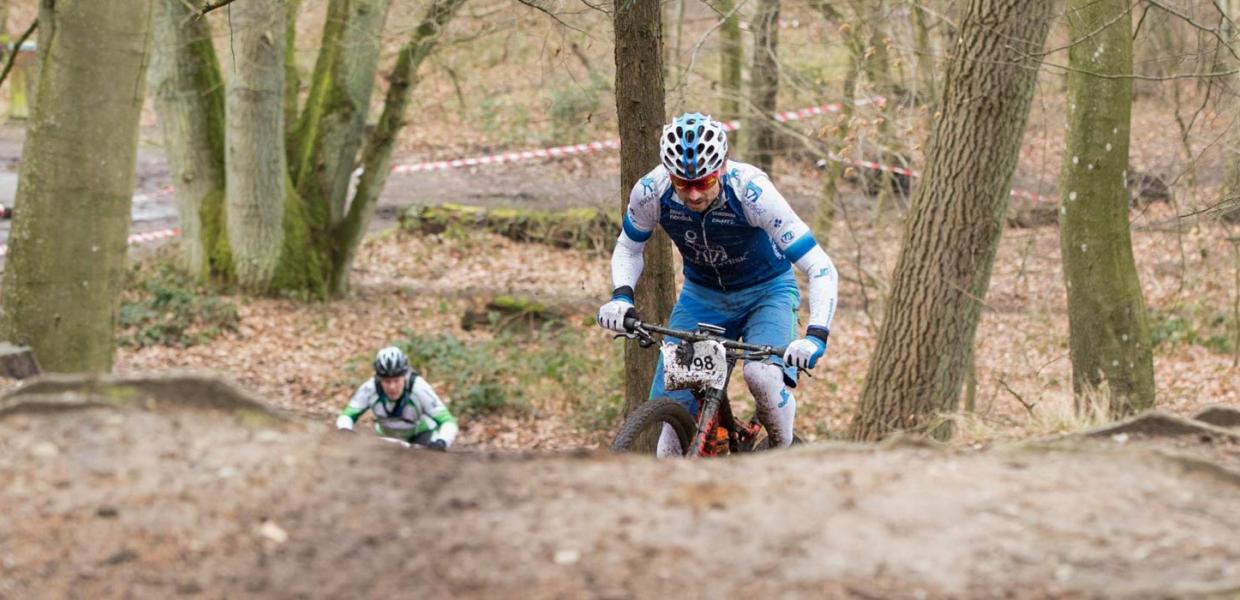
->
xmin=1059 ymin=0 xmax=1155 ymax=416
xmin=908 ymin=0 xmax=938 ymax=106
xmin=849 ymin=0 xmax=1053 ymax=441
xmin=291 ymin=0 xmax=390 ymax=225
xmin=746 ymin=0 xmax=779 ymax=173
xmin=149 ymin=0 xmax=226 ymax=279
xmin=225 ymin=0 xmax=288 ymax=291
xmin=334 ymin=0 xmax=466 ymax=294
xmin=283 ymin=0 xmax=303 ymax=137
xmin=614 ymin=0 xmax=674 ymax=416
xmin=713 ymin=0 xmax=743 ymax=150
xmin=1222 ymin=0 xmax=1240 ymax=223
xmin=0 ymin=0 xmax=154 ymax=372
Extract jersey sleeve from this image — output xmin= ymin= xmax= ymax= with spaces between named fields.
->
xmin=612 ymin=170 xmax=664 ymax=293
xmin=739 ymin=170 xmax=838 ymax=330
xmin=336 ymin=379 xmax=377 ymax=429
xmin=412 ymin=376 xmax=458 ymax=446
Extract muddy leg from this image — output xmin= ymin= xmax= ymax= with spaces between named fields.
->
xmin=744 ymin=361 xmax=795 ymax=448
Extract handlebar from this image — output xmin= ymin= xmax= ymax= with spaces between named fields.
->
xmin=622 ymin=317 xmax=786 ymax=358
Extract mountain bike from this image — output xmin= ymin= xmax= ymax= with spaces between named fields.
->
xmin=610 ymin=317 xmax=802 ymax=457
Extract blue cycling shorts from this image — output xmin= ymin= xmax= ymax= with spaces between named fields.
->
xmin=647 ymin=268 xmax=800 ymax=416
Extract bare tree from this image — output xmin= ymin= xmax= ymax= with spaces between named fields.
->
xmin=1059 ymin=0 xmax=1156 ymax=416
xmin=151 ymin=0 xmax=465 ymax=295
xmin=613 ymin=0 xmax=674 ymax=415
xmin=0 ymin=1 xmax=155 ymax=371
xmin=849 ymin=0 xmax=1054 ymax=441
xmin=746 ymin=0 xmax=779 ymax=172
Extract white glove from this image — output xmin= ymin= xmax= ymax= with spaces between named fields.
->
xmin=335 ymin=414 xmax=355 ymax=430
xmin=783 ymin=327 xmax=829 ymax=370
xmin=597 ymin=298 xmax=635 ymax=333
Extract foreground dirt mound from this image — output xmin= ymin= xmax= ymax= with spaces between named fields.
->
xmin=2 ymin=375 xmax=1239 ymax=599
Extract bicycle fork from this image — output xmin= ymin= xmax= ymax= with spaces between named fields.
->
xmin=688 ymin=357 xmax=737 ymax=458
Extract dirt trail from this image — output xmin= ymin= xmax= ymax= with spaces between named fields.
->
xmin=2 ymin=374 xmax=1239 ymax=599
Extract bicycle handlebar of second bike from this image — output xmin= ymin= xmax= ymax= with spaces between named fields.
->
xmin=622 ymin=317 xmax=787 ymax=358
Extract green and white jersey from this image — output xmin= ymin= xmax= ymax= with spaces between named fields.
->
xmin=336 ymin=372 xmax=458 ymax=447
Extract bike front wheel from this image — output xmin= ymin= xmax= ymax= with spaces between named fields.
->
xmin=610 ymin=397 xmax=696 ymax=455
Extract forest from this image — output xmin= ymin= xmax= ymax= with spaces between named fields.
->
xmin=0 ymin=0 xmax=1239 ymax=597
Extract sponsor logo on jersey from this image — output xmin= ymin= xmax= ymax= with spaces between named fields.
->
xmin=780 ymin=231 xmax=794 ymax=243
xmin=744 ymin=181 xmax=763 ymax=203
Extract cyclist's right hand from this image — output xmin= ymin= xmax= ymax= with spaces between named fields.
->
xmin=597 ymin=299 xmax=636 ymax=333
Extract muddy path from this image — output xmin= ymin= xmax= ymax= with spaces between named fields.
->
xmin=2 ymin=375 xmax=1239 ymax=599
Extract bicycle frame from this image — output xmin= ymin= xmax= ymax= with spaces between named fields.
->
xmin=621 ymin=318 xmax=785 ymax=457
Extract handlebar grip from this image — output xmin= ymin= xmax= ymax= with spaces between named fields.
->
xmin=623 ymin=316 xmax=640 ymax=331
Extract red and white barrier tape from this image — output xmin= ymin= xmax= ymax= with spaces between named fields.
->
xmin=383 ymin=97 xmax=883 ymax=176
xmin=0 ymin=227 xmax=181 ymax=257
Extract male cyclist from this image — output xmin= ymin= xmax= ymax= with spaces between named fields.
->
xmin=336 ymin=346 xmax=459 ymax=450
xmin=597 ymin=112 xmax=838 ymax=455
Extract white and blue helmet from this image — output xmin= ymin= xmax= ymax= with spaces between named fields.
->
xmin=660 ymin=112 xmax=728 ymax=180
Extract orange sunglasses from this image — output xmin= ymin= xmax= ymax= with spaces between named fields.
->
xmin=670 ymin=169 xmax=722 ymax=193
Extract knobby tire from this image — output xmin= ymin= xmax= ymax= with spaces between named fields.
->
xmin=610 ymin=398 xmax=696 ymax=455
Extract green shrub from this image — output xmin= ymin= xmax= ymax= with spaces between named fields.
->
xmin=1148 ymin=306 xmax=1235 ymax=354
xmin=118 ymin=263 xmax=239 ymax=348
xmin=385 ymin=325 xmax=619 ymax=426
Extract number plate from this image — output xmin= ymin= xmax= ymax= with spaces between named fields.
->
xmin=661 ymin=340 xmax=728 ymax=391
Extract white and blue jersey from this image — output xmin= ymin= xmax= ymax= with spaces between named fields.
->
xmin=621 ymin=161 xmax=822 ymax=292
xmin=610 ymin=160 xmax=839 ymax=412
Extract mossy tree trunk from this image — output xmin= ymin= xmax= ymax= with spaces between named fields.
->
xmin=808 ymin=0 xmax=852 ymax=240
xmin=290 ymin=0 xmax=390 ymax=224
xmin=746 ymin=0 xmax=779 ymax=173
xmin=149 ymin=0 xmax=227 ymax=279
xmin=614 ymin=0 xmax=675 ymax=416
xmin=713 ymin=0 xmax=743 ymax=149
xmin=226 ymin=0 xmax=288 ymax=291
xmin=1059 ymin=0 xmax=1155 ymax=417
xmin=0 ymin=0 xmax=154 ymax=372
xmin=907 ymin=0 xmax=937 ymax=107
xmin=848 ymin=0 xmax=1053 ymax=441
xmin=1222 ymin=0 xmax=1240 ymax=223
xmin=153 ymin=0 xmax=464 ymax=296
xmin=333 ymin=0 xmax=467 ymax=294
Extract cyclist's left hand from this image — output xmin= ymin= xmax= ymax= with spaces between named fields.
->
xmin=784 ymin=326 xmax=829 ymax=369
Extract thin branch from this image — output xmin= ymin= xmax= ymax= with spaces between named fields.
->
xmin=512 ymin=0 xmax=589 ymax=35
xmin=201 ymin=0 xmax=242 ymax=16
xmin=1146 ymin=0 xmax=1240 ymax=62
xmin=0 ymin=18 xmax=37 ymax=92
xmin=998 ymin=378 xmax=1036 ymax=417
xmin=1040 ymin=62 xmax=1240 ymax=80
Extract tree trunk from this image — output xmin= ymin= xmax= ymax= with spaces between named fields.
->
xmin=225 ymin=0 xmax=288 ymax=291
xmin=614 ymin=0 xmax=674 ymax=416
xmin=1221 ymin=0 xmax=1240 ymax=223
xmin=809 ymin=0 xmax=852 ymax=240
xmin=333 ymin=0 xmax=466 ymax=294
xmin=849 ymin=0 xmax=1053 ymax=441
xmin=0 ymin=0 xmax=154 ymax=372
xmin=713 ymin=0 xmax=743 ymax=149
xmin=284 ymin=0 xmax=303 ymax=137
xmin=149 ymin=0 xmax=227 ymax=279
xmin=746 ymin=0 xmax=779 ymax=173
xmin=290 ymin=0 xmax=390 ymax=225
xmin=908 ymin=0 xmax=937 ymax=106
xmin=1059 ymin=0 xmax=1155 ymax=417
